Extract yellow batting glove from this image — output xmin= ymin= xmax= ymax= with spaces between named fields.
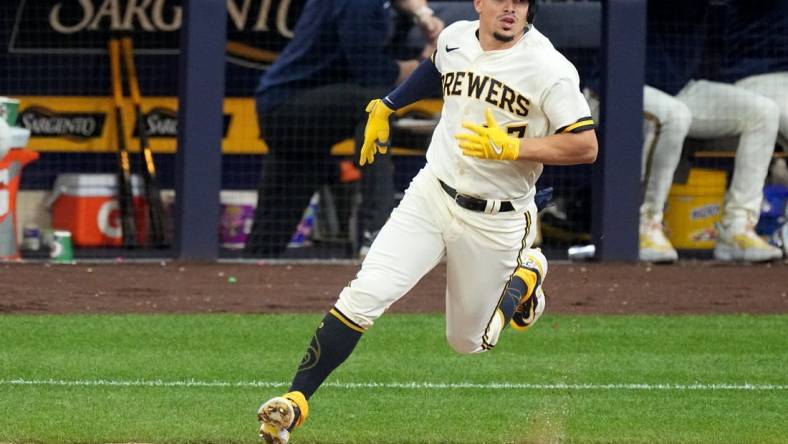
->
xmin=360 ymin=99 xmax=394 ymax=166
xmin=454 ymin=108 xmax=520 ymax=161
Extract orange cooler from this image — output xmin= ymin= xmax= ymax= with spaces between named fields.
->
xmin=48 ymin=174 xmax=147 ymax=246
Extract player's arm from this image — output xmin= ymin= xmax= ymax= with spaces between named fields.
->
xmin=456 ymin=79 xmax=598 ymax=165
xmin=386 ymin=56 xmax=442 ymax=108
xmin=455 ymin=108 xmax=598 ymax=165
xmin=520 ymin=78 xmax=597 ymax=164
xmin=392 ymin=0 xmax=445 ymax=42
xmin=395 ymin=60 xmax=421 ymax=85
xmin=517 ymin=128 xmax=597 ymax=165
xmin=456 ymin=111 xmax=597 ymax=164
xmin=360 ymin=58 xmax=442 ymax=165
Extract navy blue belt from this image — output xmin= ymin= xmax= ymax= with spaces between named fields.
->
xmin=439 ymin=180 xmax=515 ymax=213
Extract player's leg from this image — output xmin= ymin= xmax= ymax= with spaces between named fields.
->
xmin=508 ymin=247 xmax=548 ymax=332
xmin=442 ymin=202 xmax=541 ymax=354
xmin=639 ymin=85 xmax=691 ymax=262
xmin=586 ymin=86 xmax=688 ymax=262
xmin=735 ymin=72 xmax=788 ymax=142
xmin=258 ymin=167 xmax=448 ymax=442
xmin=678 ymin=80 xmax=782 ymax=261
xmin=247 ymin=84 xmax=382 ymax=258
xmin=735 ymin=73 xmax=788 ymax=201
xmin=246 ymin=121 xmax=330 ymax=256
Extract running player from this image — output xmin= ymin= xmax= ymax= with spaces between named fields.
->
xmin=257 ymin=1 xmax=597 ymax=442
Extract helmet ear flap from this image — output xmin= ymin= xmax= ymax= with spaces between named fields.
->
xmin=527 ymin=0 xmax=538 ymax=23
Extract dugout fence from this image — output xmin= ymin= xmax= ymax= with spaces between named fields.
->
xmin=17 ymin=0 xmax=787 ymax=262
xmin=0 ymin=0 xmax=636 ymax=261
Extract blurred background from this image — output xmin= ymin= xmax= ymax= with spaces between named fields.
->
xmin=0 ymin=0 xmax=786 ymax=263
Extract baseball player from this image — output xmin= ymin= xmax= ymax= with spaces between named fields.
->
xmin=724 ymin=2 xmax=788 ymax=187
xmin=584 ymin=0 xmax=783 ymax=263
xmin=642 ymin=0 xmax=781 ymax=262
xmin=257 ymin=0 xmax=597 ymax=442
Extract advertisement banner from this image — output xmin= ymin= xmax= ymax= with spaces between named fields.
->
xmin=16 ymin=96 xmax=267 ymax=154
xmin=14 ymin=96 xmax=441 ymax=155
xmin=7 ymin=0 xmax=305 ymax=70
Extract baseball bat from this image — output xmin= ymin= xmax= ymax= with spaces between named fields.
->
xmin=121 ymin=37 xmax=167 ymax=248
xmin=109 ymin=38 xmax=137 ymax=248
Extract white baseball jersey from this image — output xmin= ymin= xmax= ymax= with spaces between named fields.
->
xmin=429 ymin=20 xmax=594 ymax=202
xmin=335 ymin=21 xmax=593 ymax=354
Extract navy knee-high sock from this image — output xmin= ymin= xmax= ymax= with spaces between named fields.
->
xmin=289 ymin=307 xmax=364 ymax=399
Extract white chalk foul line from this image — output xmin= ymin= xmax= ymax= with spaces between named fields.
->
xmin=1 ymin=378 xmax=786 ymax=391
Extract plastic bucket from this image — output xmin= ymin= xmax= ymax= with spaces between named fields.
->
xmin=219 ymin=191 xmax=257 ymax=249
xmin=664 ymin=169 xmax=727 ymax=249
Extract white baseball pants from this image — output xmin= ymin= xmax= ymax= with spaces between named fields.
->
xmin=677 ymin=79 xmax=779 ymax=222
xmin=641 ymin=85 xmax=692 ymax=223
xmin=335 ymin=165 xmax=542 ymax=354
xmin=586 ymin=86 xmax=690 ymax=224
xmin=735 ymin=72 xmax=788 ymax=146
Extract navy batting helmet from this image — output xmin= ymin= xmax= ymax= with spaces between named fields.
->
xmin=527 ymin=0 xmax=538 ymax=23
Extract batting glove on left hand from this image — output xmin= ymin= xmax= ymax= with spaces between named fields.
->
xmin=360 ymin=99 xmax=394 ymax=166
xmin=455 ymin=108 xmax=520 ymax=161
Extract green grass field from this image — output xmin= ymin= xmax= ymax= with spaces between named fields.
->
xmin=1 ymin=314 xmax=786 ymax=443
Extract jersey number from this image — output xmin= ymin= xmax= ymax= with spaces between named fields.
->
xmin=506 ymin=124 xmax=528 ymax=138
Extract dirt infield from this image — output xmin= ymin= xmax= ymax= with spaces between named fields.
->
xmin=2 ymin=260 xmax=786 ymax=315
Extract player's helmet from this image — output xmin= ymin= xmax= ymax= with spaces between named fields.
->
xmin=527 ymin=0 xmax=538 ymax=23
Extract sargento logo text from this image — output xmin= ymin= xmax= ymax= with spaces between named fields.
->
xmin=133 ymin=107 xmax=232 ymax=138
xmin=9 ymin=0 xmax=302 ymax=54
xmin=48 ymin=0 xmax=181 ymax=34
xmin=139 ymin=107 xmax=178 ymax=137
xmin=46 ymin=0 xmax=296 ymax=35
xmin=19 ymin=107 xmax=105 ymax=139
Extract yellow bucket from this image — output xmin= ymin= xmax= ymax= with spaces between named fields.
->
xmin=663 ymin=169 xmax=727 ymax=249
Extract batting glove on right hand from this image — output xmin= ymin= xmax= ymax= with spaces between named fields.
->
xmin=455 ymin=108 xmax=520 ymax=161
xmin=360 ymin=99 xmax=394 ymax=166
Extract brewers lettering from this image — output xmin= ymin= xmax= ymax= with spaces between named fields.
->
xmin=442 ymin=71 xmax=530 ymax=117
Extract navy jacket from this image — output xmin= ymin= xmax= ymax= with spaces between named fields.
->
xmin=256 ymin=0 xmax=400 ymax=112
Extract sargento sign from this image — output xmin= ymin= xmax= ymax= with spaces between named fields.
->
xmin=14 ymin=96 xmax=441 ymax=156
xmin=8 ymin=0 xmax=305 ymax=68
xmin=20 ymin=107 xmax=106 ymax=139
xmin=15 ymin=96 xmax=260 ymax=154
xmin=133 ymin=107 xmax=178 ymax=138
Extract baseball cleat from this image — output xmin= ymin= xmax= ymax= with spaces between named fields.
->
xmin=639 ymin=220 xmax=678 ymax=263
xmin=258 ymin=397 xmax=294 ymax=444
xmin=714 ymin=220 xmax=783 ymax=262
xmin=508 ymin=266 xmax=546 ymax=331
xmin=257 ymin=391 xmax=309 ymax=444
xmin=510 ymin=284 xmax=545 ymax=331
